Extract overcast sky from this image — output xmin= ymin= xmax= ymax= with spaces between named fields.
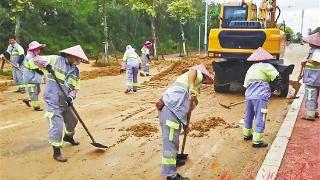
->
xmin=210 ymin=0 xmax=320 ymax=36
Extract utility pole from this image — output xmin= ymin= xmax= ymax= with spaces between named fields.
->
xmin=199 ymin=25 xmax=201 ymax=55
xmin=204 ymin=0 xmax=208 ymax=54
xmin=300 ymin=9 xmax=304 ymax=35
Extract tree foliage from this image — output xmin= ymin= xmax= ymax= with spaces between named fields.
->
xmin=0 ymin=0 xmax=220 ymax=57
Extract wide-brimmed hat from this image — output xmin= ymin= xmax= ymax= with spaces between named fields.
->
xmin=247 ymin=47 xmax=273 ymax=61
xmin=303 ymin=32 xmax=320 ymax=47
xmin=28 ymin=41 xmax=46 ymax=51
xmin=60 ymin=45 xmax=89 ymax=64
xmin=190 ymin=64 xmax=214 ymax=83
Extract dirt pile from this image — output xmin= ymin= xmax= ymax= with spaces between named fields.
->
xmin=143 ymin=55 xmax=213 ymax=86
xmin=189 ymin=117 xmax=227 ymax=137
xmin=81 ymin=67 xmax=120 ymax=80
xmin=126 ymin=123 xmax=158 ymax=137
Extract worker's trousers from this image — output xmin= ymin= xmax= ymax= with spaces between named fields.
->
xmin=141 ymin=55 xmax=150 ymax=75
xmin=126 ymin=64 xmax=138 ymax=91
xmin=45 ymin=106 xmax=78 ymax=147
xmin=159 ymin=105 xmax=181 ymax=177
xmin=305 ymin=85 xmax=319 ymax=119
xmin=27 ymin=83 xmax=41 ymax=108
xmin=243 ymin=99 xmax=268 ymax=144
xmin=13 ymin=66 xmax=25 ymax=90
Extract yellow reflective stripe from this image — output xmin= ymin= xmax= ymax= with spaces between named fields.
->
xmin=261 ymin=108 xmax=268 ymax=114
xmin=55 ymin=70 xmax=66 ymax=81
xmin=243 ymin=128 xmax=253 ymax=136
xmin=30 ymin=101 xmax=40 ymax=107
xmin=17 ymin=84 xmax=26 ymax=88
xmin=162 ymin=157 xmax=176 ymax=165
xmin=166 ymin=120 xmax=180 ymax=129
xmin=45 ymin=112 xmax=54 ymax=129
xmin=65 ymin=130 xmax=75 ymax=136
xmin=27 ymin=84 xmax=37 ymax=87
xmin=307 ymin=110 xmax=316 ymax=117
xmin=127 ymin=82 xmax=139 ymax=86
xmin=253 ymin=132 xmax=264 ymax=144
xmin=166 ymin=120 xmax=180 ymax=141
xmin=306 ymin=88 xmax=315 ymax=101
xmin=68 ymin=78 xmax=80 ymax=89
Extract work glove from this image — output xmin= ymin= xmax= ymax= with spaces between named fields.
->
xmin=0 ymin=54 xmax=4 ymax=59
xmin=66 ymin=96 xmax=74 ymax=107
xmin=46 ymin=64 xmax=54 ymax=74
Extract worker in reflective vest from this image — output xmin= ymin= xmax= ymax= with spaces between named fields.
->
xmin=243 ymin=47 xmax=282 ymax=148
xmin=157 ymin=64 xmax=214 ymax=180
xmin=300 ymin=32 xmax=320 ymax=121
xmin=35 ymin=45 xmax=89 ymax=162
xmin=140 ymin=41 xmax=152 ymax=76
xmin=22 ymin=41 xmax=46 ymax=111
xmin=0 ymin=35 xmax=26 ymax=93
xmin=122 ymin=45 xmax=141 ymax=93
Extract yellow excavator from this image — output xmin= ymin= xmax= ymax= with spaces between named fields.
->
xmin=208 ymin=0 xmax=294 ymax=96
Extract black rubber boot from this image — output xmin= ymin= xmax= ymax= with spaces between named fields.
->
xmin=19 ymin=88 xmax=26 ymax=94
xmin=22 ymin=99 xmax=31 ymax=107
xmin=176 ymin=158 xmax=186 ymax=167
xmin=252 ymin=142 xmax=268 ymax=148
xmin=124 ymin=89 xmax=131 ymax=93
xmin=315 ymin=112 xmax=319 ymax=118
xmin=243 ymin=135 xmax=253 ymax=141
xmin=140 ymin=72 xmax=145 ymax=77
xmin=34 ymin=107 xmax=43 ymax=111
xmin=167 ymin=173 xmax=190 ymax=180
xmin=63 ymin=135 xmax=80 ymax=146
xmin=53 ymin=146 xmax=67 ymax=162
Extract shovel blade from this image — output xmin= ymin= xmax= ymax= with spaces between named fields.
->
xmin=91 ymin=142 xmax=108 ymax=149
xmin=177 ymin=153 xmax=188 ymax=160
xmin=219 ymin=103 xmax=231 ymax=109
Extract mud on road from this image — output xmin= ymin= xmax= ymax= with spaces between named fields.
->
xmin=0 ymin=45 xmax=307 ymax=180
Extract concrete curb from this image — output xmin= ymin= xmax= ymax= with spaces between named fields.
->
xmin=255 ymin=85 xmax=305 ymax=180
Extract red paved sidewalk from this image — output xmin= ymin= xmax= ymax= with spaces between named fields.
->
xmin=277 ymin=101 xmax=320 ymax=180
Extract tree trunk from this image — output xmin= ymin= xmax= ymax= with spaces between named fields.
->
xmin=150 ymin=17 xmax=158 ymax=59
xmin=179 ymin=22 xmax=187 ymax=56
xmin=103 ymin=15 xmax=109 ymax=64
xmin=14 ymin=15 xmax=21 ymax=41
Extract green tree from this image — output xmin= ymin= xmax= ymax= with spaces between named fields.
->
xmin=167 ymin=0 xmax=196 ymax=56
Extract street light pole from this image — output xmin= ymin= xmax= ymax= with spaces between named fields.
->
xmin=204 ymin=0 xmax=208 ymax=54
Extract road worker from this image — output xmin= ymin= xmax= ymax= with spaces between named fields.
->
xmin=156 ymin=64 xmax=214 ymax=180
xmin=140 ymin=41 xmax=152 ymax=76
xmin=35 ymin=45 xmax=89 ymax=162
xmin=243 ymin=47 xmax=282 ymax=148
xmin=22 ymin=41 xmax=46 ymax=111
xmin=0 ymin=35 xmax=26 ymax=93
xmin=122 ymin=45 xmax=141 ymax=93
xmin=299 ymin=32 xmax=320 ymax=121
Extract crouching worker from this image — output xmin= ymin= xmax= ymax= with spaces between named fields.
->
xmin=156 ymin=64 xmax=214 ymax=180
xmin=300 ymin=32 xmax=320 ymax=121
xmin=243 ymin=47 xmax=282 ymax=148
xmin=35 ymin=45 xmax=89 ymax=162
xmin=22 ymin=41 xmax=46 ymax=111
xmin=122 ymin=45 xmax=141 ymax=93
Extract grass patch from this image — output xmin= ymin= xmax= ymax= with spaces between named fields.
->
xmin=0 ymin=70 xmax=12 ymax=77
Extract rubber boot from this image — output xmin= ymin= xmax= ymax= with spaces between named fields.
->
xmin=63 ymin=135 xmax=80 ymax=146
xmin=124 ymin=89 xmax=131 ymax=93
xmin=53 ymin=146 xmax=67 ymax=162
xmin=315 ymin=112 xmax=319 ymax=118
xmin=22 ymin=99 xmax=31 ymax=107
xmin=167 ymin=173 xmax=190 ymax=180
xmin=252 ymin=142 xmax=268 ymax=148
xmin=34 ymin=106 xmax=43 ymax=111
xmin=19 ymin=88 xmax=26 ymax=94
xmin=176 ymin=158 xmax=186 ymax=167
xmin=140 ymin=72 xmax=145 ymax=77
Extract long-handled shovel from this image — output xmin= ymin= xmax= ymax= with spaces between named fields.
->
xmin=219 ymin=100 xmax=246 ymax=109
xmin=176 ymin=98 xmax=194 ymax=166
xmin=50 ymin=72 xmax=108 ymax=149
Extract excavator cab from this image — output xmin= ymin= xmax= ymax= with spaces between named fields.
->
xmin=208 ymin=0 xmax=294 ymax=96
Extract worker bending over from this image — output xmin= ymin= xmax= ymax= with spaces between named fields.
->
xmin=122 ymin=45 xmax=141 ymax=93
xmin=35 ymin=45 xmax=89 ymax=162
xmin=22 ymin=41 xmax=46 ymax=111
xmin=157 ymin=64 xmax=214 ymax=180
xmin=299 ymin=32 xmax=320 ymax=121
xmin=243 ymin=47 xmax=282 ymax=148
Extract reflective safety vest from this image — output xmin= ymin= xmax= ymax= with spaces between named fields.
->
xmin=175 ymin=70 xmax=203 ymax=94
xmin=46 ymin=55 xmax=80 ymax=90
xmin=141 ymin=47 xmax=150 ymax=55
xmin=243 ymin=62 xmax=279 ymax=88
xmin=6 ymin=43 xmax=24 ymax=64
xmin=304 ymin=48 xmax=320 ymax=87
xmin=123 ymin=52 xmax=141 ymax=64
xmin=24 ymin=53 xmax=39 ymax=70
